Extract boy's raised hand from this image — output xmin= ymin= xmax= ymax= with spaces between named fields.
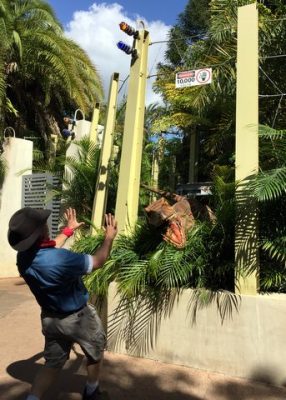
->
xmin=104 ymin=213 xmax=118 ymax=240
xmin=64 ymin=208 xmax=85 ymax=231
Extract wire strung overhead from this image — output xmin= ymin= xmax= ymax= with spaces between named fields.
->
xmin=259 ymin=66 xmax=285 ymax=127
xmin=118 ymin=75 xmax=129 ymax=95
xmin=261 ymin=54 xmax=286 ymax=60
xmin=120 ymin=9 xmax=286 ymax=129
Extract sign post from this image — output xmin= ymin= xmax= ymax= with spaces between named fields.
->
xmin=176 ymin=68 xmax=212 ymax=88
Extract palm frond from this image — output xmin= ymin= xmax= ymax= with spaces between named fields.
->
xmin=108 ymin=289 xmax=179 ymax=355
xmin=188 ymin=288 xmax=241 ymax=325
xmin=261 ymin=237 xmax=286 ymax=265
xmin=247 ymin=168 xmax=286 ymax=202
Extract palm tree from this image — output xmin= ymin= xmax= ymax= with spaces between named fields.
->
xmin=0 ymin=0 xmax=61 ymax=108
xmin=0 ymin=0 xmax=103 ymax=155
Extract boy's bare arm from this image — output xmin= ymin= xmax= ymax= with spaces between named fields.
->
xmin=92 ymin=213 xmax=118 ymax=270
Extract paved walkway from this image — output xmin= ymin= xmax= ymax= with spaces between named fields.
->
xmin=1 ymin=278 xmax=286 ymax=400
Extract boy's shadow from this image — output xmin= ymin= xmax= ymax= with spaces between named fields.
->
xmin=5 ymin=349 xmax=88 ymax=399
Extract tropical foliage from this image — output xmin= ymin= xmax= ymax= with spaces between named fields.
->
xmin=153 ymin=0 xmax=286 ymax=178
xmin=249 ymin=126 xmax=286 ymax=291
xmin=1 ymin=0 xmax=285 ymax=347
xmin=31 ymin=137 xmax=104 ymax=223
xmin=72 ymin=165 xmax=237 ymax=351
xmin=151 ymin=0 xmax=286 ymax=289
xmin=0 ymin=0 xmax=103 ymax=157
xmin=72 ymin=122 xmax=286 ymax=351
xmin=74 ymin=221 xmax=237 ymax=353
xmin=70 ymin=3 xmax=286 ymax=351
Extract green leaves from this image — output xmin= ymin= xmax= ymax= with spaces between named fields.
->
xmin=237 ymin=124 xmax=286 ymax=289
xmin=262 ymin=238 xmax=286 ymax=265
xmin=72 ymin=210 xmax=236 ymax=352
xmin=0 ymin=0 xmax=103 ymax=143
xmin=61 ymin=138 xmax=102 ymax=221
xmin=248 ymin=168 xmax=286 ymax=202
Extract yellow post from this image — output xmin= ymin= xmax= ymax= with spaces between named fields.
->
xmin=89 ymin=103 xmax=100 ymax=144
xmin=91 ymin=73 xmax=119 ymax=232
xmin=149 ymin=152 xmax=159 ymax=203
xmin=50 ymin=134 xmax=58 ymax=157
xmin=235 ymin=3 xmax=259 ymax=295
xmin=115 ymin=29 xmax=150 ymax=234
xmin=188 ymin=129 xmax=198 ymax=183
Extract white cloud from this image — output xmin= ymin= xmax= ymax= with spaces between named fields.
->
xmin=65 ymin=2 xmax=170 ymax=104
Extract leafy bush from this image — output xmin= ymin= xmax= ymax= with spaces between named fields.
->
xmin=72 ymin=207 xmax=236 ymax=352
xmin=249 ymin=126 xmax=286 ymax=291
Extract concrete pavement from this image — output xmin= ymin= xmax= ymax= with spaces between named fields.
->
xmin=1 ymin=277 xmax=286 ymax=400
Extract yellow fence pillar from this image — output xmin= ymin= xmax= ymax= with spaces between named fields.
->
xmin=115 ymin=29 xmax=150 ymax=234
xmin=188 ymin=129 xmax=198 ymax=183
xmin=91 ymin=73 xmax=119 ymax=232
xmin=89 ymin=102 xmax=100 ymax=144
xmin=235 ymin=3 xmax=259 ymax=295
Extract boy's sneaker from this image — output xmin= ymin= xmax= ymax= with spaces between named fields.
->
xmin=82 ymin=385 xmax=102 ymax=400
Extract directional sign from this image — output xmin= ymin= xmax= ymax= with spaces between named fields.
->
xmin=176 ymin=68 xmax=212 ymax=88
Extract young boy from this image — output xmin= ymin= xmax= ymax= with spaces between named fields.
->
xmin=8 ymin=207 xmax=117 ymax=400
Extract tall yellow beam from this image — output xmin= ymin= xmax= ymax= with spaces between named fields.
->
xmin=188 ymin=129 xmax=198 ymax=183
xmin=115 ymin=29 xmax=150 ymax=233
xmin=235 ymin=3 xmax=259 ymax=295
xmin=151 ymin=153 xmax=159 ymax=202
xmin=89 ymin=102 xmax=100 ymax=144
xmin=91 ymin=73 xmax=119 ymax=232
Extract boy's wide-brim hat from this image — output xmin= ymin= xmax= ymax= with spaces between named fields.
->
xmin=8 ymin=207 xmax=51 ymax=251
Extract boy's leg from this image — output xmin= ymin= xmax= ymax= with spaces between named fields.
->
xmin=76 ymin=305 xmax=106 ymax=398
xmin=86 ymin=358 xmax=102 ymax=383
xmin=81 ymin=359 xmax=102 ymax=399
xmin=28 ymin=366 xmax=60 ymax=399
xmin=29 ymin=332 xmax=71 ymax=399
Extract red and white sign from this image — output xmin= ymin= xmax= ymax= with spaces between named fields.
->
xmin=176 ymin=68 xmax=212 ymax=88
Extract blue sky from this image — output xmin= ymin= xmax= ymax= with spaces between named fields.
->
xmin=46 ymin=0 xmax=188 ymax=26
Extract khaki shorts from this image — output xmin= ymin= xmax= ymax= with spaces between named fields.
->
xmin=41 ymin=304 xmax=106 ymax=368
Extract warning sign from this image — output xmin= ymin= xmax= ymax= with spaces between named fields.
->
xmin=176 ymin=68 xmax=212 ymax=88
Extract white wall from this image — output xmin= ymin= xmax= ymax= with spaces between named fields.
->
xmin=107 ymin=283 xmax=286 ymax=386
xmin=0 ymin=138 xmax=33 ymax=277
xmin=96 ymin=124 xmax=104 ymax=147
xmin=64 ymin=119 xmax=91 ymax=188
xmin=66 ymin=119 xmax=91 ymax=156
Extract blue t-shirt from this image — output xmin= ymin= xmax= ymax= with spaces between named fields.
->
xmin=17 ymin=247 xmax=91 ymax=313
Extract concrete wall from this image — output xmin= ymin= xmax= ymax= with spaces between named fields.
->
xmin=0 ymin=138 xmax=33 ymax=277
xmin=107 ymin=283 xmax=286 ymax=386
xmin=67 ymin=119 xmax=91 ymax=156
xmin=96 ymin=124 xmax=104 ymax=147
xmin=64 ymin=119 xmax=91 ymax=187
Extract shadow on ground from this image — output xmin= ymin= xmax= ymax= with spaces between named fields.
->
xmin=14 ymin=280 xmax=27 ymax=286
xmin=3 ymin=350 xmax=286 ymax=400
xmin=3 ymin=351 xmax=201 ymax=400
xmin=209 ymin=366 xmax=286 ymax=400
xmin=3 ymin=351 xmax=85 ymax=400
